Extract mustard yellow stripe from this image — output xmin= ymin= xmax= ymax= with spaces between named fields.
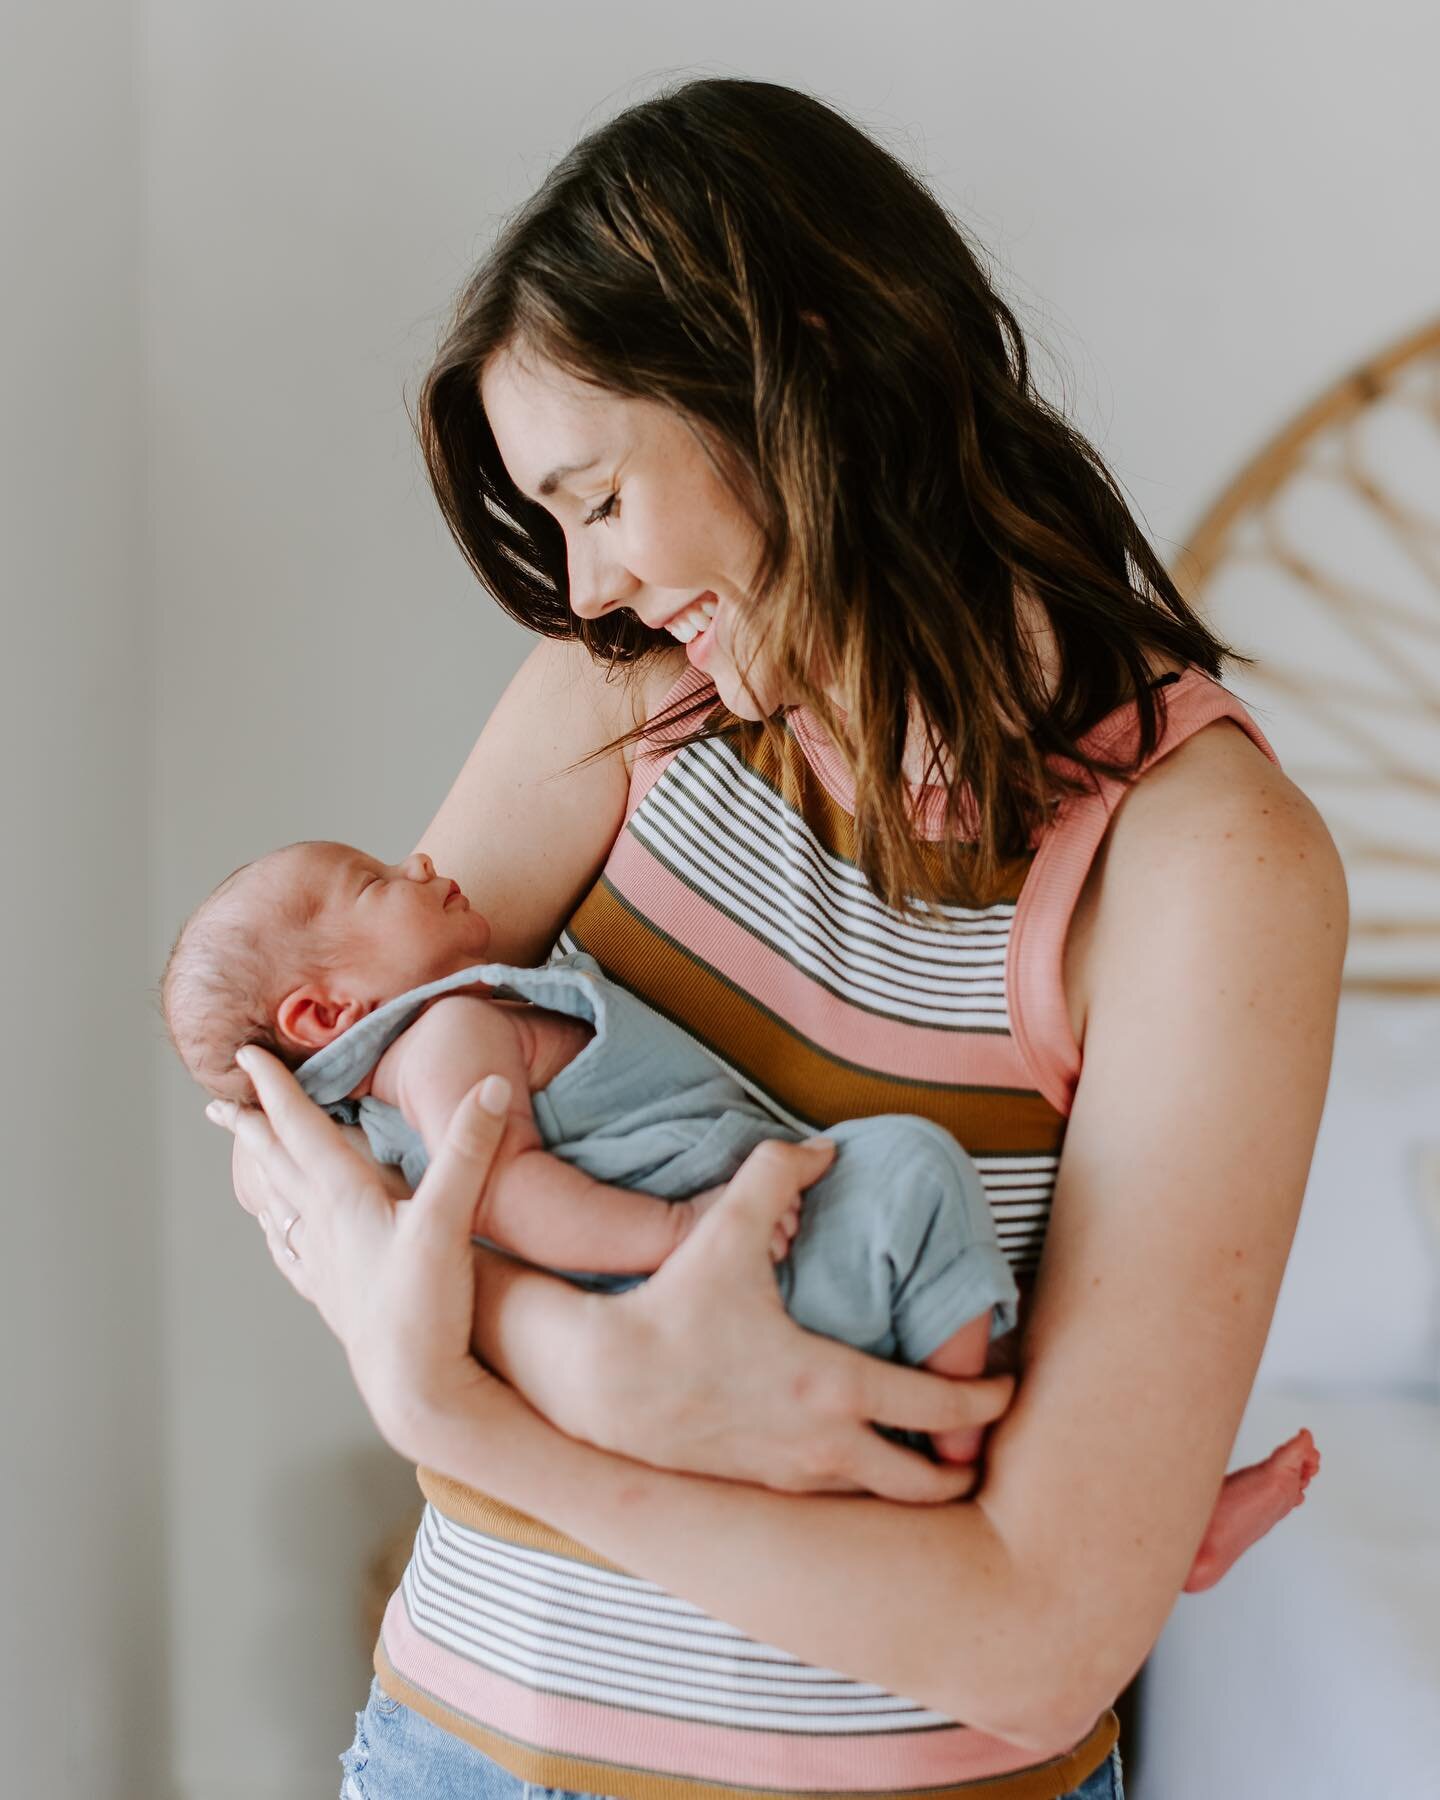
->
xmin=569 ymin=881 xmax=1064 ymax=1154
xmin=415 ymin=1469 xmax=632 ymax=1570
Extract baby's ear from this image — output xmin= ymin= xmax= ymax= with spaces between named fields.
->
xmin=275 ymin=983 xmax=362 ymax=1051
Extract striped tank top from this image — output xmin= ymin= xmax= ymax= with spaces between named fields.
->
xmin=375 ymin=662 xmax=1280 ymax=1799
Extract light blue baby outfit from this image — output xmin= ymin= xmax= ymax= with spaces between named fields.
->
xmin=295 ymin=953 xmax=1018 ymax=1367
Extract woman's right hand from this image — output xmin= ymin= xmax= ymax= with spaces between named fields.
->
xmin=231 ymin=1117 xmax=413 ymax=1223
xmin=582 ymin=1138 xmax=1016 ymax=1504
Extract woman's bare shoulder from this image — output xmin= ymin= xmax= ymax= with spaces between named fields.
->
xmin=626 ymin=646 xmax=691 ymax=723
xmin=1069 ymin=710 xmax=1347 ymax=1063
xmin=506 ymin=638 xmax=689 ymax=768
xmin=1068 ymin=717 xmax=1344 ymax=1035
xmin=1106 ymin=717 xmax=1337 ymax=891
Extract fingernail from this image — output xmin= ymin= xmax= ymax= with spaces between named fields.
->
xmin=234 ymin=1048 xmax=255 ymax=1070
xmin=205 ymin=1101 xmax=228 ymax=1125
xmin=478 ymin=1074 xmax=511 ymax=1115
xmin=808 ymin=1137 xmax=836 ymax=1151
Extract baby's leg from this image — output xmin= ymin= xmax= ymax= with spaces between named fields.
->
xmin=922 ymin=1310 xmax=993 ymax=1463
xmin=1182 ymin=1428 xmax=1320 ymax=1592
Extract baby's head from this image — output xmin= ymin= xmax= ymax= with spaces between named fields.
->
xmin=161 ymin=840 xmax=491 ymax=1105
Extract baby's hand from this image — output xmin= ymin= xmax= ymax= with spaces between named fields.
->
xmin=684 ymin=1184 xmax=802 ymax=1263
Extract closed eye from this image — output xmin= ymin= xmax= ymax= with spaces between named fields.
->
xmin=583 ymin=491 xmax=619 ymax=527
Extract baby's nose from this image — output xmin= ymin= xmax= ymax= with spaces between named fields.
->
xmin=403 ymin=852 xmax=436 ymax=882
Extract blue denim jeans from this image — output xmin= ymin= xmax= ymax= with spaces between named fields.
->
xmin=339 ymin=1678 xmax=1124 ymax=1799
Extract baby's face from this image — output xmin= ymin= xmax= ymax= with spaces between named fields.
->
xmin=289 ymin=842 xmax=492 ymax=1002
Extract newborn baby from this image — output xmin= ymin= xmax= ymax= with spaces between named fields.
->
xmin=164 ymin=839 xmax=1318 ymax=1580
xmin=164 ymin=839 xmax=1017 ymax=1464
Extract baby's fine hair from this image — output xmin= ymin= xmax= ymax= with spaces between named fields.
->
xmin=159 ymin=841 xmax=344 ymax=1106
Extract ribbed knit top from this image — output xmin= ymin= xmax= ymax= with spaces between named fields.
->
xmin=373 ymin=662 xmax=1279 ymax=1800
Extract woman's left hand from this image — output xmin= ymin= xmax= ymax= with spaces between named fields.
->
xmin=206 ymin=1045 xmax=512 ymax=1457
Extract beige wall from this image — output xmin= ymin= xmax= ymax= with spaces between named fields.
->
xmin=1 ymin=4 xmax=164 ymax=1798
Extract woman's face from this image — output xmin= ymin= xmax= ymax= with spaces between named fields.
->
xmin=480 ymin=345 xmax=790 ymax=720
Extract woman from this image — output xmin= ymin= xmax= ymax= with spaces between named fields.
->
xmin=214 ymin=78 xmax=1345 ymax=1800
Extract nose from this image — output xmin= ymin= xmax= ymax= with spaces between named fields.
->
xmin=400 ymin=852 xmax=436 ymax=883
xmin=566 ymin=530 xmax=639 ymax=622
xmin=568 ymin=575 xmax=634 ymax=622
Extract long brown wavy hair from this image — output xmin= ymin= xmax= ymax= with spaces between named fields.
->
xmin=416 ymin=76 xmax=1240 ymax=910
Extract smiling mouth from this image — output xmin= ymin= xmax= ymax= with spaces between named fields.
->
xmin=660 ymin=594 xmax=717 ymax=642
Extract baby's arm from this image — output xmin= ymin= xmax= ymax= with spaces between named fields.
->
xmin=369 ymin=995 xmax=722 ymax=1273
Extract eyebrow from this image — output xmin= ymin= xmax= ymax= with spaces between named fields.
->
xmin=536 ymin=456 xmax=601 ymax=498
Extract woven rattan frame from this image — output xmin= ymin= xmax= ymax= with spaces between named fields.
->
xmin=1172 ymin=315 xmax=1440 ymax=995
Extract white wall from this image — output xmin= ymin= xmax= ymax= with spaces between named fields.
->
xmin=0 ymin=5 xmax=166 ymax=1799
xmin=6 ymin=2 xmax=1427 ymax=1795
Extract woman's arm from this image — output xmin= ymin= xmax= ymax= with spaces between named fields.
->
xmin=404 ymin=725 xmax=1347 ymax=1750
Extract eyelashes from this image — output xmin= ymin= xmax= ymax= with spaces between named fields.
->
xmin=583 ymin=492 xmax=619 ymax=527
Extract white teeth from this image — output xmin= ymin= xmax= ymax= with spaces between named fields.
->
xmin=665 ymin=598 xmax=717 ymax=642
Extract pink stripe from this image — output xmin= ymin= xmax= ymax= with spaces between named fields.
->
xmin=603 ymin=834 xmax=1034 ymax=1092
xmin=381 ymin=1590 xmax=1046 ymax=1788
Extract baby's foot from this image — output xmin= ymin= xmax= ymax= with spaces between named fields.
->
xmin=1272 ymin=1426 xmax=1322 ymax=1495
xmin=1183 ymin=1427 xmax=1320 ymax=1593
